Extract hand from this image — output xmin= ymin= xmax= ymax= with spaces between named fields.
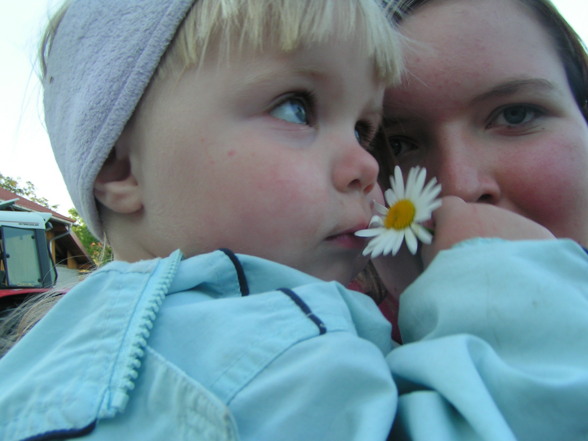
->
xmin=421 ymin=196 xmax=555 ymax=266
xmin=373 ymin=196 xmax=555 ymax=298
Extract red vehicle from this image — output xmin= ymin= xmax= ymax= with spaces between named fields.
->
xmin=0 ymin=210 xmax=57 ymax=309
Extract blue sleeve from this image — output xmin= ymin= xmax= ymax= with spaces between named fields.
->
xmin=388 ymin=239 xmax=588 ymax=441
xmin=225 ymin=286 xmax=397 ymax=441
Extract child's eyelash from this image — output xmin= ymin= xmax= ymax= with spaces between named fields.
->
xmin=355 ymin=120 xmax=378 ymax=148
xmin=275 ymin=90 xmax=316 ymax=107
xmin=293 ymin=90 xmax=317 ymax=113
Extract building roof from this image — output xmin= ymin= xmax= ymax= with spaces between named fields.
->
xmin=0 ymin=187 xmax=75 ymax=224
xmin=0 ymin=187 xmax=93 ymax=269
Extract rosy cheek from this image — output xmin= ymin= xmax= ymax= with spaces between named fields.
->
xmin=507 ymin=156 xmax=584 ymax=233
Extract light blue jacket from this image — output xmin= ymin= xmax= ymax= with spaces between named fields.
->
xmin=1 ymin=240 xmax=588 ymax=441
xmin=389 ymin=238 xmax=588 ymax=440
xmin=0 ymin=249 xmax=396 ymax=441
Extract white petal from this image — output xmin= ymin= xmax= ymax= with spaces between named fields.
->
xmin=374 ymin=203 xmax=389 ymax=217
xmin=362 ymin=241 xmax=377 ymax=257
xmin=355 ymin=227 xmax=386 ymax=237
xmin=369 ymin=215 xmax=384 ymax=227
xmin=365 ymin=236 xmax=386 ymax=258
xmin=408 ymin=167 xmax=425 ymax=200
xmin=430 ymin=198 xmax=443 ymax=211
xmin=391 ymin=166 xmax=405 ymax=198
xmin=423 ymin=176 xmax=442 ymax=198
xmin=415 ymin=167 xmax=427 ymax=190
xmin=404 ymin=228 xmax=419 ymax=254
xmin=404 ymin=168 xmax=416 ymax=199
xmin=387 ymin=233 xmax=405 ymax=256
xmin=412 ymin=223 xmax=433 ymax=244
xmin=384 ymin=188 xmax=398 ymax=207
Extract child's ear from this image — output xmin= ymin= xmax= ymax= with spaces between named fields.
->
xmin=94 ymin=145 xmax=143 ymax=214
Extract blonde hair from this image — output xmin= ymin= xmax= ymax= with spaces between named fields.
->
xmin=156 ymin=0 xmax=403 ymax=84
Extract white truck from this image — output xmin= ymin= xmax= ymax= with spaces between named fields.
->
xmin=0 ymin=209 xmax=57 ymax=307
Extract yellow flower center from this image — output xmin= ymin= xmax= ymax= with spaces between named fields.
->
xmin=384 ymin=199 xmax=416 ymax=230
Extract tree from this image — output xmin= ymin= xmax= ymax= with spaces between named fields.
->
xmin=68 ymin=208 xmax=113 ymax=265
xmin=0 ymin=173 xmax=59 ymax=210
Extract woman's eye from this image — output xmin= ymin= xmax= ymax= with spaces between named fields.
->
xmin=270 ymin=95 xmax=310 ymax=125
xmin=388 ymin=137 xmax=416 ymax=158
xmin=491 ymin=105 xmax=540 ymax=127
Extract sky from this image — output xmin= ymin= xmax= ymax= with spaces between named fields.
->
xmin=1 ymin=0 xmax=588 ymax=214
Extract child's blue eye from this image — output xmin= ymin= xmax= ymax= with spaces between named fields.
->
xmin=270 ymin=96 xmax=309 ymax=125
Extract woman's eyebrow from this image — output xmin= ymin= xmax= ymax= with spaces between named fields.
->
xmin=471 ymin=78 xmax=556 ymax=104
xmin=381 ymin=117 xmax=411 ymax=132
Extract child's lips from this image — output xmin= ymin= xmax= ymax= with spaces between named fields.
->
xmin=326 ymin=226 xmax=368 ymax=249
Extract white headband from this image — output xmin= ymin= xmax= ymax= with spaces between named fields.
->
xmin=44 ymin=0 xmax=197 ymax=237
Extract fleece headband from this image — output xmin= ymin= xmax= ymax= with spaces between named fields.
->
xmin=44 ymin=0 xmax=197 ymax=238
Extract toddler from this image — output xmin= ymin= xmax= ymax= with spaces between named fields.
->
xmin=0 ymin=1 xmax=404 ymax=440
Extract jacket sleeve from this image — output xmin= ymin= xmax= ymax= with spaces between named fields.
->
xmin=224 ymin=285 xmax=398 ymax=441
xmin=230 ymin=330 xmax=397 ymax=441
xmin=388 ymin=238 xmax=588 ymax=441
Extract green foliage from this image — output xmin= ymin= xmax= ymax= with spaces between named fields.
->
xmin=0 ymin=173 xmax=59 ymax=210
xmin=68 ymin=208 xmax=113 ymax=265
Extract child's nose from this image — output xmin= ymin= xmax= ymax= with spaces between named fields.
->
xmin=332 ymin=138 xmax=379 ymax=195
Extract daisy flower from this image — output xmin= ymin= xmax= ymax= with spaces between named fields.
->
xmin=356 ymin=166 xmax=442 ymax=257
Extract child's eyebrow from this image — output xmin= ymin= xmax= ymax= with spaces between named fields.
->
xmin=236 ymin=64 xmax=351 ymax=103
xmin=241 ymin=65 xmax=330 ymax=88
xmin=471 ymin=78 xmax=556 ymax=103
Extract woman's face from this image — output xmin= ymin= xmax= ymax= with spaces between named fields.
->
xmin=384 ymin=0 xmax=588 ymax=246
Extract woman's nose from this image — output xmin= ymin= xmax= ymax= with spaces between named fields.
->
xmin=432 ymin=140 xmax=501 ymax=204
